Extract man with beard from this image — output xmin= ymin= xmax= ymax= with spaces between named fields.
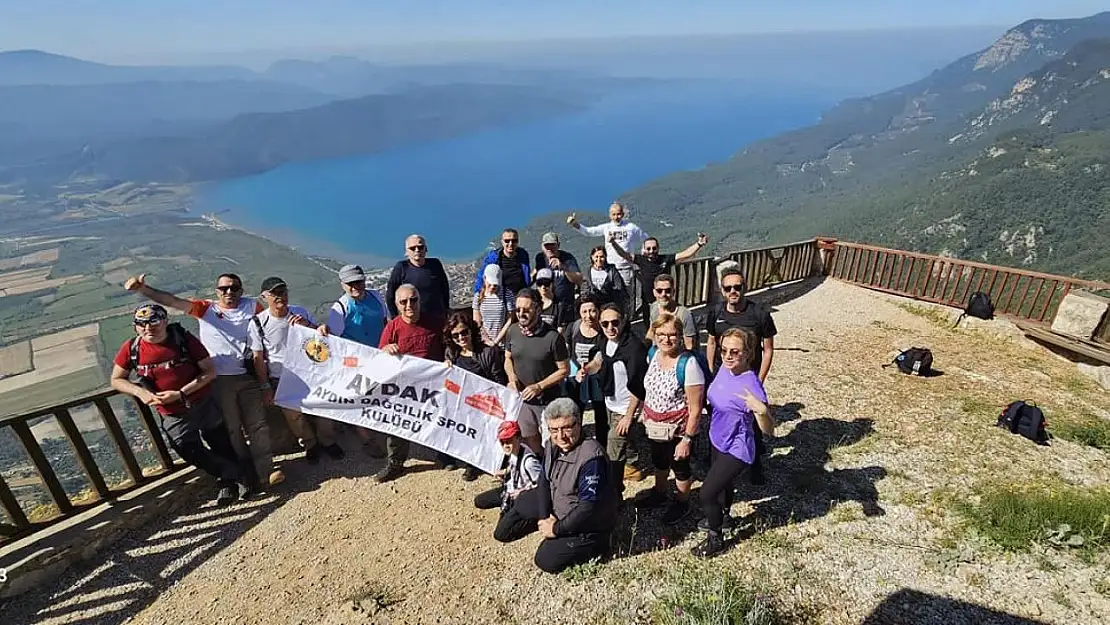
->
xmin=610 ymin=233 xmax=708 ymax=320
xmin=504 ymin=288 xmax=570 ymax=454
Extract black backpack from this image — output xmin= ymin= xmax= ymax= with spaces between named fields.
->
xmin=997 ymin=400 xmax=1049 ymax=445
xmin=955 ymin=291 xmax=995 ymax=327
xmin=887 ymin=347 xmax=933 ymax=376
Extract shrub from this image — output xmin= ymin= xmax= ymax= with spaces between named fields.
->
xmin=957 ymin=484 xmax=1110 ymax=553
xmin=652 ymin=561 xmax=783 ymax=625
xmin=1052 ymin=417 xmax=1110 ymax=452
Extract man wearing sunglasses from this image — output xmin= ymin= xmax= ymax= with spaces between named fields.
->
xmin=385 ymin=234 xmax=451 ymax=318
xmin=505 ymin=288 xmax=570 ymax=454
xmin=249 ymin=277 xmax=345 ymax=464
xmin=533 ymin=232 xmax=581 ymax=324
xmin=473 ymin=228 xmax=531 ymax=305
xmin=645 ymin=274 xmax=698 ymax=351
xmin=125 ymin=272 xmax=280 ymax=491
xmin=609 ymin=234 xmax=708 ymax=321
xmin=111 ymin=304 xmax=250 ymax=506
xmin=375 ymin=284 xmax=446 ymax=482
xmin=705 ymin=267 xmax=776 ymax=382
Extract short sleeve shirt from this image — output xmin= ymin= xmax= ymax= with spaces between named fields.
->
xmin=247 ymin=306 xmax=317 ymax=379
xmin=380 ymin=315 xmax=445 ymax=361
xmin=706 ymin=300 xmax=777 ymax=371
xmin=635 ymin=253 xmax=677 ymax=299
xmin=113 ymin=333 xmax=211 ymax=415
xmin=505 ymin=322 xmax=569 ymax=405
xmin=534 ymin=250 xmax=580 ymax=308
xmin=649 ymin=302 xmax=697 ymax=340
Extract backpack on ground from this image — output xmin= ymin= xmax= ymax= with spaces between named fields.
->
xmin=955 ymin=291 xmax=995 ymax=327
xmin=997 ymin=400 xmax=1049 ymax=445
xmin=885 ymin=347 xmax=933 ymax=376
xmin=648 ymin=345 xmax=712 ymax=386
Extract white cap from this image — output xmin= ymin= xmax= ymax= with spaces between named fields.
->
xmin=483 ymin=264 xmax=502 ymax=286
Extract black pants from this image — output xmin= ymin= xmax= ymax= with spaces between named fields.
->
xmin=534 ymin=532 xmax=609 ymax=574
xmin=162 ymin=399 xmax=245 ymax=485
xmin=475 ymin=487 xmax=541 ymax=543
xmin=386 ymin=435 xmax=409 ymax=468
xmin=699 ymin=447 xmax=750 ymax=532
xmin=590 ymin=400 xmax=609 ymax=449
xmin=649 ymin=438 xmax=692 ymax=481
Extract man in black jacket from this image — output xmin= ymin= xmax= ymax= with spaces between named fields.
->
xmin=535 ymin=398 xmax=619 ymax=574
xmin=386 ymin=234 xmax=451 ymax=317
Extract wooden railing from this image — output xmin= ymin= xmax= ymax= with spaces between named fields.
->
xmin=725 ymin=239 xmax=823 ymax=292
xmin=0 ymin=390 xmax=181 ymax=541
xmin=672 ymin=256 xmax=716 ymax=309
xmin=822 ymin=239 xmax=1110 ymax=323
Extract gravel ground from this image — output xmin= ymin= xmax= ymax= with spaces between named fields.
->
xmin=4 ymin=279 xmax=1109 ymax=625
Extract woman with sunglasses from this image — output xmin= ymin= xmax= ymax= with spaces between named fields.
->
xmin=635 ymin=311 xmax=705 ymax=524
xmin=564 ymin=296 xmax=609 ymax=447
xmin=473 ymin=264 xmax=513 ymax=347
xmin=578 ymin=304 xmax=648 ymax=491
xmin=694 ymin=327 xmax=774 ymax=558
xmin=580 ymin=245 xmax=627 ymax=317
xmin=444 ymin=312 xmax=508 ymax=481
xmin=534 ymin=267 xmax=565 ymax=334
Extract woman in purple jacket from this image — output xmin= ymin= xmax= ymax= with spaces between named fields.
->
xmin=694 ymin=327 xmax=776 ymax=558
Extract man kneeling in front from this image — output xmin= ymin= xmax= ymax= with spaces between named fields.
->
xmin=535 ymin=398 xmax=619 ymax=574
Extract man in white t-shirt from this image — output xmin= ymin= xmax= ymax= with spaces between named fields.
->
xmin=249 ymin=276 xmax=345 ymax=464
xmin=125 ymin=272 xmax=279 ymax=491
xmin=567 ymin=202 xmax=649 ymax=313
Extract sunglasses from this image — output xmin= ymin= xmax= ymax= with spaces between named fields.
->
xmin=345 ymin=280 xmax=366 ymax=288
xmin=722 ymin=348 xmax=745 ymax=357
xmin=267 ymin=287 xmax=289 ymax=296
xmin=536 ymin=280 xmax=553 ymax=288
xmin=134 ymin=319 xmax=165 ymax=327
xmin=654 ymin=287 xmax=673 ymax=294
xmin=398 ymin=297 xmax=419 ymax=306
xmin=600 ymin=319 xmax=621 ymax=329
xmin=514 ymin=306 xmax=533 ymax=314
xmin=451 ymin=329 xmax=470 ymax=338
xmin=408 ymin=245 xmax=426 ymax=252
xmin=722 ymin=284 xmax=745 ymax=293
xmin=216 ymin=285 xmax=241 ymax=293
xmin=503 ymin=238 xmax=518 ymax=244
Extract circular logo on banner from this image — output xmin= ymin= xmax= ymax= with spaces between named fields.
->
xmin=303 ymin=337 xmax=331 ymax=364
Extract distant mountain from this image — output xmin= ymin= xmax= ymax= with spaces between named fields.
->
xmin=0 ymin=49 xmax=256 ymax=85
xmin=261 ymin=56 xmax=627 ymax=97
xmin=596 ymin=11 xmax=1110 ymax=279
xmin=16 ymin=84 xmax=590 ymax=184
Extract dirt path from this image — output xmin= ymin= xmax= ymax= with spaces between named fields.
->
xmin=6 ymin=280 xmax=1109 ymax=625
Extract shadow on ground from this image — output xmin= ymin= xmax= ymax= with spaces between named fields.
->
xmin=862 ymin=588 xmax=1050 ymax=625
xmin=1 ymin=441 xmax=387 ymax=625
xmin=611 ymin=413 xmax=886 ymax=558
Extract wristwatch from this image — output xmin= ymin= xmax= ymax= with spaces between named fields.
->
xmin=681 ymin=433 xmax=695 ymax=442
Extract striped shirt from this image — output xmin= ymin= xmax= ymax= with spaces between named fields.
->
xmin=473 ymin=290 xmax=511 ymax=345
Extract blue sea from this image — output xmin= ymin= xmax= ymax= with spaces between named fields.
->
xmin=199 ymin=81 xmax=833 ymax=265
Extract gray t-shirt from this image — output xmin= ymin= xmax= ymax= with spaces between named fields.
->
xmin=650 ymin=302 xmax=697 ymax=340
xmin=506 ymin=322 xmax=569 ymax=405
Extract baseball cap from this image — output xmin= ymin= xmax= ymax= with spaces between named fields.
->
xmin=338 ymin=264 xmax=366 ymax=284
xmin=535 ymin=268 xmax=554 ymax=283
xmin=482 ymin=264 xmax=502 ymax=286
xmin=133 ymin=303 xmax=168 ymax=324
xmin=541 ymin=232 xmax=560 ymax=245
xmin=497 ymin=420 xmax=521 ymax=442
xmin=260 ymin=276 xmax=287 ymax=292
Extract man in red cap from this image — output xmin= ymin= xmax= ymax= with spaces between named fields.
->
xmin=473 ymin=419 xmax=544 ymax=542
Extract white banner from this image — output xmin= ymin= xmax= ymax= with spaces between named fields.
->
xmin=274 ymin=325 xmax=521 ymax=474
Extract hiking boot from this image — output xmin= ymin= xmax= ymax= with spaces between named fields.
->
xmin=633 ymin=488 xmax=667 ymax=509
xmin=440 ymin=460 xmax=460 ymax=471
xmin=216 ymin=484 xmax=237 ymax=506
xmin=691 ymin=530 xmax=726 ymax=558
xmin=323 ymin=443 xmax=345 ymax=460
xmin=462 ymin=466 xmax=481 ymax=482
xmin=662 ymin=499 xmax=690 ymax=525
xmin=268 ymin=469 xmax=286 ymax=487
xmin=622 ymin=465 xmax=645 ymax=482
xmin=304 ymin=445 xmax=321 ymax=465
xmin=237 ymin=482 xmax=254 ymax=501
xmin=697 ymin=512 xmax=735 ymax=532
xmin=373 ymin=464 xmax=405 ymax=484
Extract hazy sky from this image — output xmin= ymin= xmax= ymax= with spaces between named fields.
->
xmin=1 ymin=0 xmax=1106 ymax=62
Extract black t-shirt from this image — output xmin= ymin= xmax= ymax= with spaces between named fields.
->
xmin=498 ymin=251 xmax=527 ymax=294
xmin=634 ymin=253 xmax=677 ymax=304
xmin=534 ymin=250 xmax=581 ymax=310
xmin=540 ymin=300 xmax=564 ymax=330
xmin=452 ymin=345 xmax=506 ymax=384
xmin=506 ymin=322 xmax=569 ymax=405
xmin=706 ymin=300 xmax=777 ymax=371
xmin=565 ymin=320 xmax=603 ymax=368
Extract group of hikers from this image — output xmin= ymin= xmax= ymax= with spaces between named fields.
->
xmin=111 ymin=202 xmax=779 ymax=572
